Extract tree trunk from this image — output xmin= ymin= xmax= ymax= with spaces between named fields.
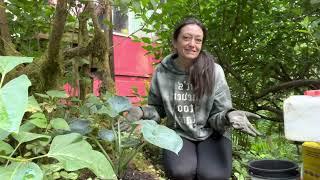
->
xmin=88 ymin=0 xmax=115 ymax=94
xmin=105 ymin=0 xmax=115 ymax=81
xmin=40 ymin=0 xmax=68 ymax=91
xmin=77 ymin=3 xmax=90 ymax=100
xmin=0 ymin=0 xmax=18 ymax=55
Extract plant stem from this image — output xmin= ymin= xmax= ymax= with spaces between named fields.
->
xmin=0 ymin=155 xmax=27 ymax=162
xmin=117 ymin=120 xmax=121 ymax=154
xmin=111 ymin=118 xmax=118 ymax=174
xmin=0 ymin=153 xmax=48 ymax=163
xmin=6 ymin=142 xmax=22 ymax=166
xmin=91 ymin=136 xmax=114 ymax=170
xmin=117 ymin=120 xmax=122 ymax=177
xmin=0 ymin=72 xmax=6 ymax=88
xmin=120 ymin=141 xmax=147 ymax=176
xmin=27 ymin=154 xmax=48 ymax=161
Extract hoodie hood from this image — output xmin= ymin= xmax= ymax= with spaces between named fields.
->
xmin=160 ymin=54 xmax=189 ymax=75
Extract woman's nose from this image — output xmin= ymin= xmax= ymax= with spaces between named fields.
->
xmin=188 ymin=38 xmax=196 ymax=46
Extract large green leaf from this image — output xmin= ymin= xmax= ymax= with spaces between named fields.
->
xmin=0 ymin=140 xmax=14 ymax=155
xmin=0 ymin=75 xmax=31 ymax=133
xmin=135 ymin=120 xmax=183 ymax=155
xmin=26 ymin=96 xmax=42 ymax=113
xmin=98 ymin=128 xmax=115 ymax=142
xmin=0 ymin=162 xmax=43 ymax=180
xmin=12 ymin=131 xmax=51 ymax=144
xmin=50 ymin=118 xmax=70 ymax=131
xmin=48 ymin=133 xmax=116 ymax=179
xmin=68 ymin=119 xmax=92 ymax=135
xmin=0 ymin=56 xmax=33 ymax=77
xmin=107 ymin=96 xmax=132 ymax=114
xmin=40 ymin=163 xmax=64 ymax=176
xmin=19 ymin=122 xmax=36 ymax=132
xmin=28 ymin=112 xmax=47 ymax=128
xmin=97 ymin=105 xmax=118 ymax=118
xmin=0 ymin=128 xmax=10 ymax=140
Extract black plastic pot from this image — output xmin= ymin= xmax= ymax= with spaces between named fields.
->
xmin=248 ymin=159 xmax=300 ymax=180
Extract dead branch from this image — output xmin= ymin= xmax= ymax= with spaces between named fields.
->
xmin=255 ymin=79 xmax=320 ymax=99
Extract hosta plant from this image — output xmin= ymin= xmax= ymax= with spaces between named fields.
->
xmin=0 ymin=56 xmax=116 ymax=179
xmin=68 ymin=93 xmax=183 ymax=178
xmin=0 ymin=56 xmax=183 ymax=179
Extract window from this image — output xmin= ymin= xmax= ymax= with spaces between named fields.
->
xmin=112 ymin=6 xmax=128 ymax=34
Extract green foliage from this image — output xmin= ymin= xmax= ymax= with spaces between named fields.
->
xmin=41 ymin=163 xmax=74 ymax=179
xmin=46 ymin=90 xmax=69 ymax=99
xmin=28 ymin=112 xmax=47 ymax=128
xmin=0 ymin=75 xmax=31 ymax=133
xmin=135 ymin=120 xmax=183 ymax=155
xmin=0 ymin=56 xmax=115 ymax=179
xmin=107 ymin=96 xmax=132 ymax=114
xmin=26 ymin=96 xmax=42 ymax=113
xmin=72 ymin=94 xmax=183 ymax=178
xmin=47 ymin=133 xmax=116 ymax=179
xmin=50 ymin=118 xmax=70 ymax=131
xmin=0 ymin=55 xmax=182 ymax=179
xmin=128 ymin=0 xmax=318 ymax=177
xmin=0 ymin=56 xmax=32 ymax=134
xmin=0 ymin=56 xmax=33 ymax=77
xmin=12 ymin=131 xmax=51 ymax=144
xmin=3 ymin=0 xmax=318 ymax=178
xmin=0 ymin=162 xmax=43 ymax=180
xmin=5 ymin=0 xmax=55 ymax=56
xmin=0 ymin=141 xmax=14 ymax=155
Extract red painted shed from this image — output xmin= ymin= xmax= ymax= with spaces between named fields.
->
xmin=113 ymin=34 xmax=155 ymax=103
xmin=64 ymin=34 xmax=156 ymax=103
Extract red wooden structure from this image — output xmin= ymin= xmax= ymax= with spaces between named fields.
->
xmin=64 ymin=34 xmax=155 ymax=103
xmin=113 ymin=35 xmax=155 ymax=103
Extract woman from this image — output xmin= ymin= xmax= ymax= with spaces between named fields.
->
xmin=126 ymin=17 xmax=261 ymax=180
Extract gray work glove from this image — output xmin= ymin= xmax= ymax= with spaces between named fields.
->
xmin=126 ymin=106 xmax=143 ymax=121
xmin=116 ymin=106 xmax=143 ymax=131
xmin=227 ymin=110 xmax=262 ymax=136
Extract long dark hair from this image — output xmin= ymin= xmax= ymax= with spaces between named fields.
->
xmin=173 ymin=17 xmax=215 ymax=100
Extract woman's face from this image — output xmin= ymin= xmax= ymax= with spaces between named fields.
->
xmin=173 ymin=24 xmax=204 ymax=62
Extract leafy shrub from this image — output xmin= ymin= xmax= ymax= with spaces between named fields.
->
xmin=0 ymin=56 xmax=183 ymax=179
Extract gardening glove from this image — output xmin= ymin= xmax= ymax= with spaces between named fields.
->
xmin=117 ymin=106 xmax=144 ymax=132
xmin=227 ymin=110 xmax=262 ymax=136
xmin=126 ymin=106 xmax=144 ymax=121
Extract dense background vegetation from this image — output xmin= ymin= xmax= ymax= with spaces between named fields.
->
xmin=0 ymin=0 xmax=319 ymax=179
xmin=131 ymin=0 xmax=319 ymax=178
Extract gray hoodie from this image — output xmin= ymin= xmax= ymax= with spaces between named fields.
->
xmin=142 ymin=54 xmax=233 ymax=141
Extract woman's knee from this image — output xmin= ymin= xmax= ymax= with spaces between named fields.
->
xmin=197 ymin=172 xmax=231 ymax=180
xmin=165 ymin=165 xmax=196 ymax=180
xmin=197 ymin=167 xmax=231 ymax=180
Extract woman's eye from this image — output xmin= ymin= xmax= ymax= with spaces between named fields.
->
xmin=183 ymin=36 xmax=192 ymax=41
xmin=196 ymin=39 xmax=202 ymax=43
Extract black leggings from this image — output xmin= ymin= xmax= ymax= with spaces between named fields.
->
xmin=162 ymin=135 xmax=232 ymax=180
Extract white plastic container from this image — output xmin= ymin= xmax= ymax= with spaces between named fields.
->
xmin=283 ymin=95 xmax=320 ymax=142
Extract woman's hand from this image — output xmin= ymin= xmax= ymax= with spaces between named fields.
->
xmin=116 ymin=107 xmax=143 ymax=132
xmin=227 ymin=110 xmax=262 ymax=136
xmin=126 ymin=106 xmax=144 ymax=121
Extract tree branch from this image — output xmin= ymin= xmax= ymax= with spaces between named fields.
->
xmin=63 ymin=46 xmax=90 ymax=59
xmin=255 ymin=79 xmax=320 ymax=99
xmin=256 ymin=105 xmax=283 ymax=117
xmin=256 ymin=114 xmax=282 ymax=123
xmin=88 ymin=1 xmax=101 ymax=32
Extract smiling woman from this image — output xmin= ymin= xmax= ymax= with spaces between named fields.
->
xmin=173 ymin=24 xmax=204 ymax=65
xmin=124 ymin=17 xmax=261 ymax=180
